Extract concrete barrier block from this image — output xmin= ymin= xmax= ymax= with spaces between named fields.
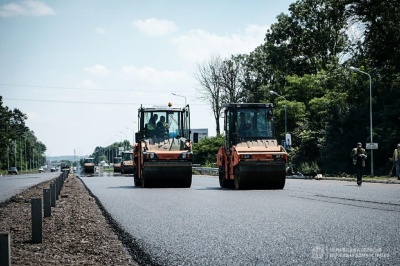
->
xmin=31 ymin=198 xmax=42 ymax=243
xmin=0 ymin=232 xmax=11 ymax=266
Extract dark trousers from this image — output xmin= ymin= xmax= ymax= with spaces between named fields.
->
xmin=356 ymin=165 xmax=363 ymax=184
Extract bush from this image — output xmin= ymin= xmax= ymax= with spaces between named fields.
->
xmin=297 ymin=161 xmax=320 ymax=177
xmin=192 ymin=136 xmax=224 ymax=166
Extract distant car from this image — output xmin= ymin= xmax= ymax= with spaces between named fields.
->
xmin=8 ymin=167 xmax=18 ymax=175
xmin=38 ymin=167 xmax=44 ymax=173
xmin=50 ymin=167 xmax=56 ymax=172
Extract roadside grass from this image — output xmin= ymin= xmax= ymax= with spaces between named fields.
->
xmin=102 ymin=167 xmax=114 ymax=173
xmin=361 ymin=176 xmax=398 ymax=181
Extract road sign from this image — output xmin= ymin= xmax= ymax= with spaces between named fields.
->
xmin=366 ymin=143 xmax=378 ymax=149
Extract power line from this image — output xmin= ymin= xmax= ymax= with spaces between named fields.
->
xmin=3 ymin=97 xmax=134 ymax=105
xmin=3 ymin=97 xmax=207 ymax=106
xmin=0 ymin=83 xmax=196 ymax=93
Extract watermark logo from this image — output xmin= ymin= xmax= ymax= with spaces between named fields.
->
xmin=311 ymin=246 xmax=390 ymax=259
xmin=311 ymin=246 xmax=325 ymax=259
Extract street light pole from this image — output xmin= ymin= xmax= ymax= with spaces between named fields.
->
xmin=126 ymin=127 xmax=134 ymax=147
xmin=270 ymin=90 xmax=287 ymax=148
xmin=33 ymin=148 xmax=35 ymax=169
xmin=349 ymin=66 xmax=373 ymax=176
xmin=7 ymin=144 xmax=9 ymax=169
xmin=14 ymin=140 xmax=16 ymax=168
xmin=126 ymin=121 xmax=137 ymax=146
xmin=171 ymin=93 xmax=187 ymax=106
xmin=24 ymin=137 xmax=27 ymax=173
xmin=20 ymin=138 xmax=22 ymax=171
xmin=119 ymin=131 xmax=125 ymax=150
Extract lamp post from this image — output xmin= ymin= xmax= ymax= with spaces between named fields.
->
xmin=118 ymin=131 xmax=126 ymax=150
xmin=33 ymin=148 xmax=36 ymax=169
xmin=349 ymin=66 xmax=373 ymax=176
xmin=171 ymin=93 xmax=187 ymax=106
xmin=270 ymin=90 xmax=287 ymax=148
xmin=7 ymin=143 xmax=9 ymax=169
xmin=14 ymin=140 xmax=16 ymax=167
xmin=126 ymin=121 xmax=137 ymax=146
xmin=125 ymin=128 xmax=133 ymax=147
xmin=24 ymin=136 xmax=27 ymax=173
xmin=20 ymin=138 xmax=22 ymax=172
xmin=106 ymin=139 xmax=114 ymax=164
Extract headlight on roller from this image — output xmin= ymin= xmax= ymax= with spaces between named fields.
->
xmin=178 ymin=152 xmax=192 ymax=160
xmin=144 ymin=152 xmax=157 ymax=159
xmin=273 ymin=154 xmax=286 ymax=160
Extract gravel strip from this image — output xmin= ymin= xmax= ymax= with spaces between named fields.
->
xmin=0 ymin=174 xmax=137 ymax=265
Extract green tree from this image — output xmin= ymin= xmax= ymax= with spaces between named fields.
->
xmin=243 ymin=46 xmax=287 ymax=103
xmin=219 ymin=55 xmax=247 ymax=104
xmin=192 ymin=136 xmax=224 ymax=166
xmin=0 ymin=96 xmax=46 ymax=171
xmin=346 ymin=0 xmax=400 ymax=73
xmin=346 ymin=0 xmax=400 ymax=174
xmin=193 ymin=0 xmax=400 ymax=176
xmin=263 ymin=0 xmax=348 ymax=77
xmin=244 ymin=0 xmax=365 ymax=175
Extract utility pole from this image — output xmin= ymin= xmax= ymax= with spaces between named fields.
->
xmin=14 ymin=141 xmax=16 ymax=168
xmin=25 ymin=137 xmax=27 ymax=173
xmin=349 ymin=66 xmax=374 ymax=176
xmin=20 ymin=138 xmax=22 ymax=171
xmin=7 ymin=144 xmax=9 ymax=169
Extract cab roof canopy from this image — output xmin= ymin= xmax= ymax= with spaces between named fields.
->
xmin=225 ymin=103 xmax=274 ymax=109
xmin=140 ymin=106 xmax=185 ymax=112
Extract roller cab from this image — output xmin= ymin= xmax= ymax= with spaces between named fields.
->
xmin=113 ymin=156 xmax=122 ymax=173
xmin=217 ymin=103 xmax=288 ymax=190
xmin=134 ymin=103 xmax=193 ymax=188
xmin=121 ymin=151 xmax=134 ymax=175
xmin=83 ymin=157 xmax=95 ymax=175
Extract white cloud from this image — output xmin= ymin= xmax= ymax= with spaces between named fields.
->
xmin=95 ymin=28 xmax=106 ymax=34
xmin=84 ymin=64 xmax=112 ymax=77
xmin=133 ymin=18 xmax=178 ymax=37
xmin=171 ymin=24 xmax=269 ymax=62
xmin=26 ymin=111 xmax=40 ymax=121
xmin=0 ymin=0 xmax=55 ymax=17
xmin=119 ymin=65 xmax=192 ymax=85
xmin=77 ymin=79 xmax=96 ymax=89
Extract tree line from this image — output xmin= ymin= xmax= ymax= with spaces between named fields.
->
xmin=194 ymin=0 xmax=400 ymax=176
xmin=0 ymin=96 xmax=46 ymax=172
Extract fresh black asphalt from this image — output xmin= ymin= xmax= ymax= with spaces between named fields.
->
xmin=80 ymin=174 xmax=400 ymax=266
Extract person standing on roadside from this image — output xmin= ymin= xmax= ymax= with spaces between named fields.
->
xmin=351 ymin=142 xmax=367 ymax=186
xmin=392 ymin=143 xmax=400 ymax=180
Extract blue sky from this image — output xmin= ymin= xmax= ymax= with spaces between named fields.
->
xmin=0 ymin=0 xmax=295 ymax=157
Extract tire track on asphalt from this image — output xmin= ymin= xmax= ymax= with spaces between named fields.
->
xmin=289 ymin=194 xmax=400 ymax=212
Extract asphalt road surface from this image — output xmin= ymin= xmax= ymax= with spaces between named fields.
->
xmin=0 ymin=172 xmax=58 ymax=203
xmin=80 ymin=173 xmax=400 ymax=265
